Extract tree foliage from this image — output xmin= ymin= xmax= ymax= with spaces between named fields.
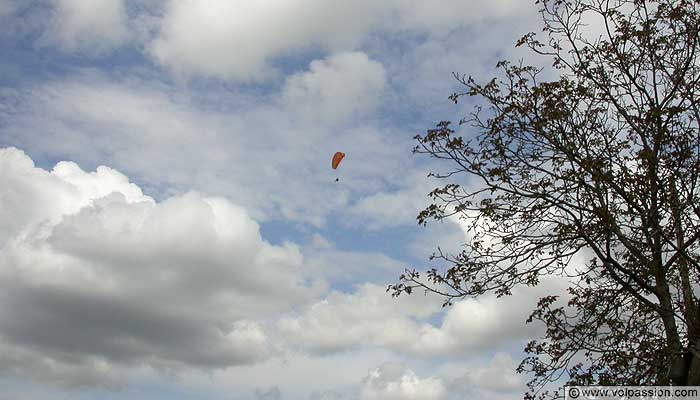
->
xmin=390 ymin=0 xmax=700 ymax=397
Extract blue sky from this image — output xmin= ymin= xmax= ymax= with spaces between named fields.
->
xmin=0 ymin=1 xmax=568 ymax=399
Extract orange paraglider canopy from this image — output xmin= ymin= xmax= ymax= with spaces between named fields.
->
xmin=332 ymin=152 xmax=345 ymax=169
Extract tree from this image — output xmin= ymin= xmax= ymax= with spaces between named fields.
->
xmin=389 ymin=0 xmax=700 ymax=398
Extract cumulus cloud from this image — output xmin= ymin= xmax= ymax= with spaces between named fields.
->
xmin=46 ymin=0 xmax=129 ymax=54
xmin=446 ymin=353 xmax=526 ymax=399
xmin=0 ymin=146 xmax=148 ymax=245
xmin=282 ymin=52 xmax=386 ymax=125
xmin=146 ymin=0 xmax=536 ymax=82
xmin=149 ymin=0 xmax=390 ymax=81
xmin=183 ymin=347 xmax=396 ymax=400
xmin=277 ymin=278 xmax=553 ymax=358
xmin=360 ymin=362 xmax=446 ymax=400
xmin=0 ymin=340 xmax=125 ymax=390
xmin=0 ymin=0 xmax=535 ymax=79
xmin=0 ymin=148 xmax=320 ymax=386
xmin=407 ymin=295 xmax=542 ymax=356
xmin=278 ymin=283 xmax=438 ymax=355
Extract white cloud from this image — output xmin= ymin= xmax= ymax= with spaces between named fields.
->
xmin=360 ymin=362 xmax=446 ymax=400
xmin=183 ymin=347 xmax=396 ymax=400
xmin=302 ymin=249 xmax=407 ymax=288
xmin=407 ymin=295 xmax=539 ymax=356
xmin=445 ymin=353 xmax=526 ymax=399
xmin=146 ymin=0 xmax=536 ymax=82
xmin=393 ymin=0 xmax=531 ymax=36
xmin=0 ymin=146 xmax=150 ymax=246
xmin=46 ymin=0 xmax=129 ymax=54
xmin=282 ymin=52 xmax=386 ymax=125
xmin=456 ymin=353 xmax=523 ymax=393
xmin=310 ymin=233 xmax=333 ymax=250
xmin=277 ymin=278 xmax=556 ymax=358
xmin=0 ymin=148 xmax=321 ymax=386
xmin=149 ymin=0 xmax=390 ymax=82
xmin=278 ymin=283 xmax=441 ymax=355
xmin=2 ymin=72 xmax=412 ymax=227
xmin=348 ymin=171 xmax=434 ymax=230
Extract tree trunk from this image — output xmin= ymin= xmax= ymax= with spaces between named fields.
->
xmin=686 ymin=347 xmax=700 ymax=385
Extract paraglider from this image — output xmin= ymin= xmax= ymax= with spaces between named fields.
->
xmin=332 ymin=152 xmax=345 ymax=169
xmin=332 ymin=151 xmax=345 ymax=181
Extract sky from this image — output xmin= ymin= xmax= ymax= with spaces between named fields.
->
xmin=0 ymin=1 xmax=563 ymax=399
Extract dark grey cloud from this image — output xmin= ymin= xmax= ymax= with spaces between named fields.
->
xmin=0 ymin=148 xmax=320 ymax=386
xmin=1 ymin=285 xmax=267 ymax=368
